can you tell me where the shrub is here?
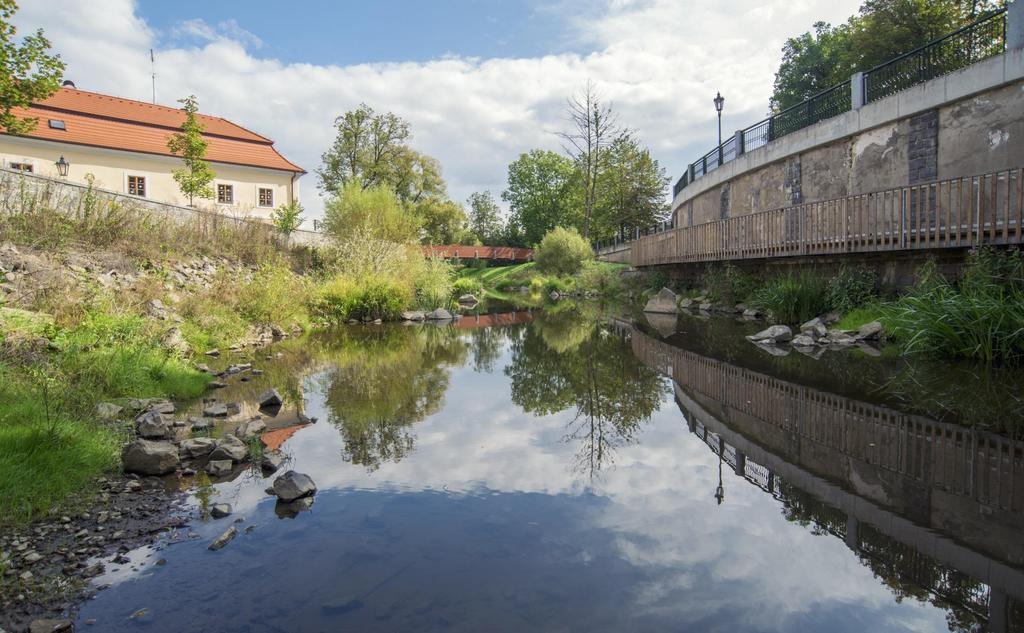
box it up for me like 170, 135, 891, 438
414, 258, 455, 310
270, 200, 304, 236
534, 226, 593, 275
883, 250, 1024, 364
237, 264, 311, 327
529, 277, 545, 293
452, 276, 482, 297
311, 276, 412, 323
749, 273, 830, 325
827, 265, 877, 313
578, 262, 623, 295
543, 276, 576, 294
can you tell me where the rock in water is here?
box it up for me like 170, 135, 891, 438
272, 471, 317, 502
236, 418, 267, 440
260, 450, 285, 474
210, 503, 232, 519
643, 287, 678, 314
208, 526, 237, 551
202, 403, 229, 417
206, 459, 233, 477
791, 334, 817, 347
457, 293, 478, 305
799, 317, 828, 340
426, 307, 453, 321
209, 434, 248, 462
746, 325, 793, 344
401, 310, 425, 321
258, 388, 283, 408
179, 437, 217, 459
136, 410, 171, 439
122, 439, 179, 475
28, 620, 73, 633
856, 320, 883, 341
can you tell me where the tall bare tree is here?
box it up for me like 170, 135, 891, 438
557, 81, 622, 239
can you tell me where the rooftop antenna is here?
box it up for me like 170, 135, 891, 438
150, 49, 156, 104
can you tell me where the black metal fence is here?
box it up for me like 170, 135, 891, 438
863, 8, 1007, 103
671, 8, 1008, 201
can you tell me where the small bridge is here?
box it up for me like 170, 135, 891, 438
424, 245, 533, 263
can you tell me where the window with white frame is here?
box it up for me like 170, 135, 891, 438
8, 162, 32, 173
258, 187, 273, 207
217, 184, 234, 204
127, 175, 146, 197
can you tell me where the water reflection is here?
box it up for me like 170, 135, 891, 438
506, 305, 667, 478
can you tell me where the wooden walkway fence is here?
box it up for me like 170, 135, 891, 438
634, 167, 1023, 266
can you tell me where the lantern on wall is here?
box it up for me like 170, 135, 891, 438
55, 155, 70, 177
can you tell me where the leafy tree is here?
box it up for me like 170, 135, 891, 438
771, 0, 1001, 110
467, 190, 504, 246
503, 149, 579, 246
167, 95, 215, 206
323, 181, 420, 244
534, 226, 593, 276
595, 134, 669, 241
0, 0, 64, 135
269, 200, 304, 236
415, 196, 471, 245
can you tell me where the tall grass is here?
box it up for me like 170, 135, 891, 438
883, 250, 1024, 364
749, 273, 831, 325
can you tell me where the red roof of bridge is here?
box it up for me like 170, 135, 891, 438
424, 245, 533, 261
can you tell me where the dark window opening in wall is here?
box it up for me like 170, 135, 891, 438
217, 184, 234, 204
128, 175, 146, 197
258, 187, 273, 207
9, 162, 33, 173
687, 201, 694, 227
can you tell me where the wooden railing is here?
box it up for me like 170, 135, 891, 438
630, 331, 1024, 513
638, 167, 1023, 266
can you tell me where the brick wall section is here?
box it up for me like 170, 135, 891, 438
908, 109, 939, 184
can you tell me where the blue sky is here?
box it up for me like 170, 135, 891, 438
19, 0, 863, 221
139, 0, 597, 66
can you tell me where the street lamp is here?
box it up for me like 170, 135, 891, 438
714, 451, 725, 505
55, 155, 69, 177
713, 92, 725, 165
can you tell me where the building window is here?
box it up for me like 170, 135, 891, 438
217, 184, 234, 204
48, 119, 66, 130
9, 162, 33, 173
128, 175, 146, 197
258, 187, 273, 207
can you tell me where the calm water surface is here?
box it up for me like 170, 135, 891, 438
76, 305, 1024, 632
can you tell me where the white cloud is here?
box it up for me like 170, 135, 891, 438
14, 0, 861, 221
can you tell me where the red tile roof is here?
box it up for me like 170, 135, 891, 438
423, 245, 533, 261
5, 87, 304, 173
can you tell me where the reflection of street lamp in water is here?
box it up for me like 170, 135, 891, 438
714, 451, 725, 505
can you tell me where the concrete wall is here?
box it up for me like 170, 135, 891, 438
0, 135, 301, 223
672, 49, 1024, 228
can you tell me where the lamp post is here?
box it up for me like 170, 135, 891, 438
714, 451, 725, 505
713, 92, 725, 165
55, 155, 69, 177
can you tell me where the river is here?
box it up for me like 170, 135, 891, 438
75, 303, 1024, 632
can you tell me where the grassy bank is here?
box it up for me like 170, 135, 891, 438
457, 261, 629, 299
667, 248, 1024, 365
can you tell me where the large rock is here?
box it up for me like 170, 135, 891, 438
210, 503, 232, 519
457, 294, 479, 305
746, 325, 793, 344
856, 320, 883, 341
236, 418, 266, 441
208, 526, 237, 551
272, 470, 317, 502
95, 402, 123, 420
260, 450, 285, 474
136, 411, 172, 439
426, 307, 453, 321
122, 439, 179, 475
799, 317, 828, 340
643, 288, 678, 314
162, 327, 191, 356
29, 619, 73, 633
203, 403, 229, 417
258, 389, 283, 408
791, 334, 817, 347
206, 459, 233, 477
401, 310, 425, 321
826, 330, 857, 346
209, 434, 248, 462
179, 437, 217, 459
678, 297, 695, 309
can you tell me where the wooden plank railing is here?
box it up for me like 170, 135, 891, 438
636, 167, 1024, 266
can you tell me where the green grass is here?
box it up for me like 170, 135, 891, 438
458, 261, 628, 299
834, 304, 885, 331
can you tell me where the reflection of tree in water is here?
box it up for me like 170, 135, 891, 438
468, 326, 505, 373
776, 482, 991, 633
319, 326, 468, 471
505, 305, 667, 478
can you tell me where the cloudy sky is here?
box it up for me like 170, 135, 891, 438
15, 0, 862, 219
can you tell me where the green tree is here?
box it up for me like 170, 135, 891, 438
503, 149, 579, 246
269, 200, 304, 236
0, 0, 64, 136
167, 95, 215, 206
771, 0, 1001, 111
595, 134, 669, 241
534, 226, 593, 276
323, 181, 421, 244
415, 196, 470, 245
467, 190, 504, 245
